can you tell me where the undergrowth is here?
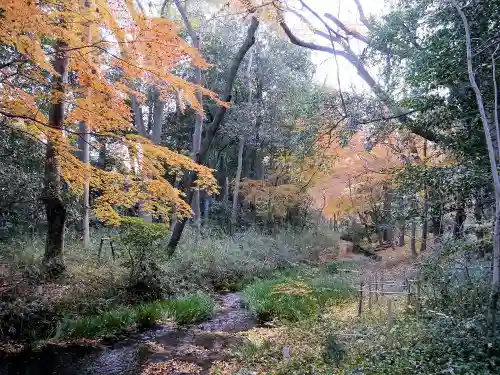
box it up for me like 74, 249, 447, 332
242, 268, 354, 322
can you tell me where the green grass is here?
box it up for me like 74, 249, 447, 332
166, 291, 216, 324
56, 292, 215, 339
242, 270, 354, 322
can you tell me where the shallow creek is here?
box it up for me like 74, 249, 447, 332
1, 292, 257, 375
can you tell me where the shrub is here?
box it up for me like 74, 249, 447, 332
164, 227, 339, 294
342, 313, 500, 374
119, 218, 170, 301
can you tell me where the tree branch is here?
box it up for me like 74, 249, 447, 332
353, 0, 374, 32
324, 13, 371, 45
173, 0, 197, 43
279, 21, 347, 57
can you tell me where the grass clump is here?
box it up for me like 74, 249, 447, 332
166, 292, 216, 325
56, 292, 215, 339
242, 270, 354, 322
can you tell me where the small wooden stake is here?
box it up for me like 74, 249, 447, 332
368, 282, 372, 310
387, 299, 393, 339
358, 281, 364, 316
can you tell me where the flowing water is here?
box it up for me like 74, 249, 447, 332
0, 293, 256, 375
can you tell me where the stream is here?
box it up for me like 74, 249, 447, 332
0, 293, 257, 375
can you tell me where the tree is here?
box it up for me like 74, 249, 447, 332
173, 0, 204, 231
166, 15, 260, 253
0, 0, 219, 274
451, 0, 500, 341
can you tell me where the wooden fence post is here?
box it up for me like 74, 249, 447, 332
358, 281, 364, 316
387, 299, 393, 340
368, 281, 372, 310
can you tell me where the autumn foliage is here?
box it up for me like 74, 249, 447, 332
0, 0, 219, 224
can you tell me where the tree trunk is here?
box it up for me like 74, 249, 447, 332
397, 220, 405, 246
452, 0, 499, 341
78, 121, 90, 249
453, 204, 466, 238
420, 140, 428, 252
43, 40, 69, 276
410, 221, 417, 257
223, 176, 229, 203
130, 94, 147, 137
174, 0, 203, 232
166, 17, 259, 254
203, 197, 210, 224
231, 136, 245, 232
474, 192, 484, 240
151, 89, 165, 145
489, 199, 500, 341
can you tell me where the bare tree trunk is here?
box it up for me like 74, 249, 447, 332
78, 121, 90, 249
410, 221, 417, 258
231, 136, 245, 232
223, 177, 229, 203
453, 204, 467, 238
203, 197, 210, 224
167, 17, 259, 254
397, 220, 405, 246
174, 0, 203, 232
420, 140, 428, 252
453, 0, 500, 340
230, 48, 253, 233
78, 0, 92, 249
130, 94, 147, 137
151, 89, 165, 145
474, 192, 484, 240
43, 40, 69, 276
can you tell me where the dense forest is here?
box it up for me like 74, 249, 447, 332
0, 0, 499, 374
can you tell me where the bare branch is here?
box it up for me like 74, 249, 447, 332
324, 13, 371, 45
452, 0, 498, 187
353, 0, 375, 32
493, 46, 500, 163
279, 21, 347, 57
173, 0, 197, 43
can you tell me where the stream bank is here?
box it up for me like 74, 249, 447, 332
0, 292, 256, 375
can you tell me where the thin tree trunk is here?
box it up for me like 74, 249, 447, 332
43, 40, 69, 276
151, 89, 165, 145
410, 221, 417, 257
453, 0, 500, 340
78, 0, 92, 249
203, 197, 210, 224
231, 136, 245, 232
167, 17, 259, 254
454, 203, 467, 238
223, 177, 229, 203
397, 220, 405, 246
174, 0, 203, 231
474, 192, 484, 240
420, 140, 428, 252
130, 94, 147, 137
78, 121, 90, 248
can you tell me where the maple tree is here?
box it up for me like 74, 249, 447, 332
0, 0, 220, 273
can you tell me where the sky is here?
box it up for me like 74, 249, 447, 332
285, 0, 387, 92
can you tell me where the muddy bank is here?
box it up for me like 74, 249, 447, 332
0, 292, 256, 375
